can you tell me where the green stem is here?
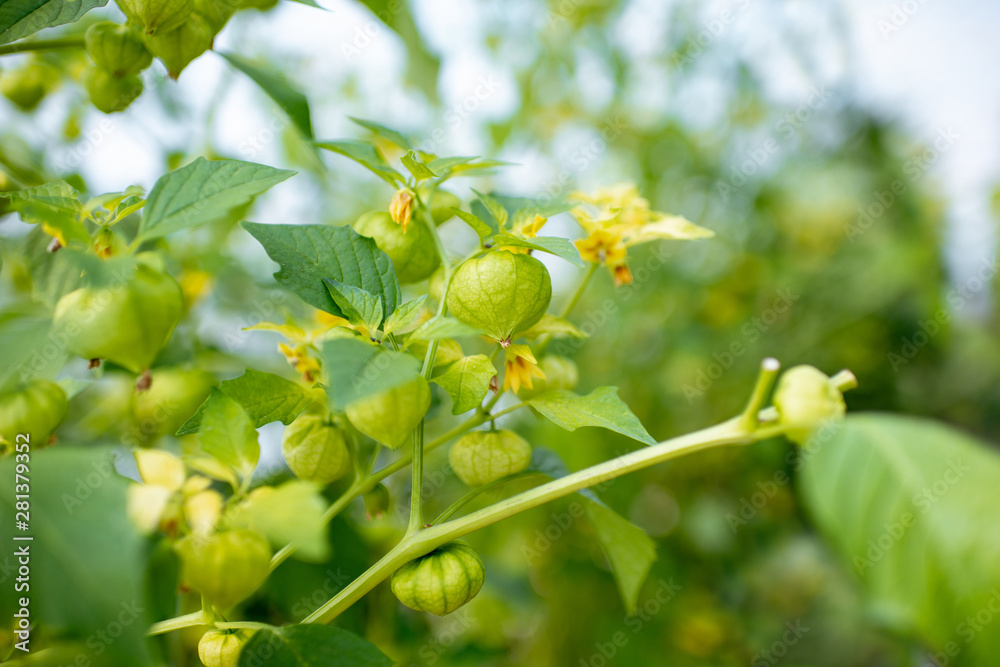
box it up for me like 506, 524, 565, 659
407, 423, 425, 534
147, 610, 209, 636
214, 621, 272, 632
303, 415, 757, 625
0, 37, 85, 57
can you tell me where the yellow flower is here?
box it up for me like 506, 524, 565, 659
390, 188, 415, 233
520, 214, 547, 238
570, 182, 714, 285
179, 269, 213, 307
503, 344, 546, 394
278, 342, 321, 383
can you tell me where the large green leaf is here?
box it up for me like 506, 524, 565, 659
321, 337, 421, 409
138, 158, 294, 241
324, 279, 383, 331
315, 140, 402, 187
528, 387, 657, 445
0, 447, 151, 664
243, 222, 402, 319
176, 369, 316, 435
799, 414, 1000, 663
238, 625, 392, 667
198, 388, 260, 477
431, 354, 497, 415
220, 53, 314, 140
493, 233, 584, 267
0, 0, 107, 44
0, 314, 67, 393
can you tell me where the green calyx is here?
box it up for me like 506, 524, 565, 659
344, 376, 431, 449
447, 250, 552, 345
82, 66, 143, 114
1, 62, 57, 112
131, 368, 215, 442
176, 529, 272, 609
198, 629, 250, 667
0, 379, 69, 447
354, 211, 440, 284
116, 0, 193, 36
773, 365, 847, 445
52, 257, 184, 373
85, 22, 153, 78
281, 414, 352, 484
391, 542, 485, 616
448, 430, 532, 486
143, 12, 214, 78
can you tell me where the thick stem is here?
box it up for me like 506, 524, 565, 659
303, 416, 755, 624
0, 37, 85, 56
147, 610, 209, 636
407, 423, 425, 534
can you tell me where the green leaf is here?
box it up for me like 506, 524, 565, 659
321, 337, 421, 409
0, 181, 88, 243
583, 500, 657, 614
400, 150, 436, 180
315, 140, 402, 187
231, 481, 330, 562
0, 447, 151, 663
0, 0, 107, 45
242, 222, 402, 319
490, 193, 572, 220
238, 625, 392, 667
515, 314, 588, 340
471, 190, 508, 229
431, 354, 497, 415
382, 295, 427, 335
349, 117, 413, 150
198, 388, 260, 477
139, 158, 294, 241
409, 315, 482, 341
494, 234, 584, 267
0, 314, 67, 393
324, 279, 383, 331
528, 387, 656, 445
220, 52, 314, 139
176, 369, 316, 435
452, 208, 495, 240
799, 414, 1000, 664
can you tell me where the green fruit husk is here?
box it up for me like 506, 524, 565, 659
354, 211, 440, 284
176, 529, 271, 609
345, 376, 430, 449
281, 414, 352, 484
82, 66, 143, 114
0, 379, 69, 446
447, 250, 552, 344
448, 430, 532, 486
391, 542, 485, 615
85, 22, 153, 78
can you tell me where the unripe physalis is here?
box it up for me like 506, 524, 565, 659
389, 189, 415, 232
85, 22, 153, 78
176, 529, 271, 609
446, 250, 552, 345
773, 365, 851, 445
364, 483, 390, 520
391, 542, 485, 616
345, 376, 430, 449
116, 0, 193, 35
449, 430, 532, 486
0, 61, 57, 112
82, 66, 143, 114
281, 414, 352, 484
143, 12, 214, 78
355, 211, 440, 284
193, 0, 235, 33
53, 254, 183, 373
131, 368, 215, 442
198, 629, 251, 667
0, 379, 69, 447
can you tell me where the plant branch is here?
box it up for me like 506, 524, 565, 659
147, 610, 209, 636
0, 37, 85, 56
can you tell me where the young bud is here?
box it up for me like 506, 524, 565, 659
389, 189, 415, 232
773, 365, 847, 445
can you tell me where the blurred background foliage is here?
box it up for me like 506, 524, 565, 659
1, 0, 998, 665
